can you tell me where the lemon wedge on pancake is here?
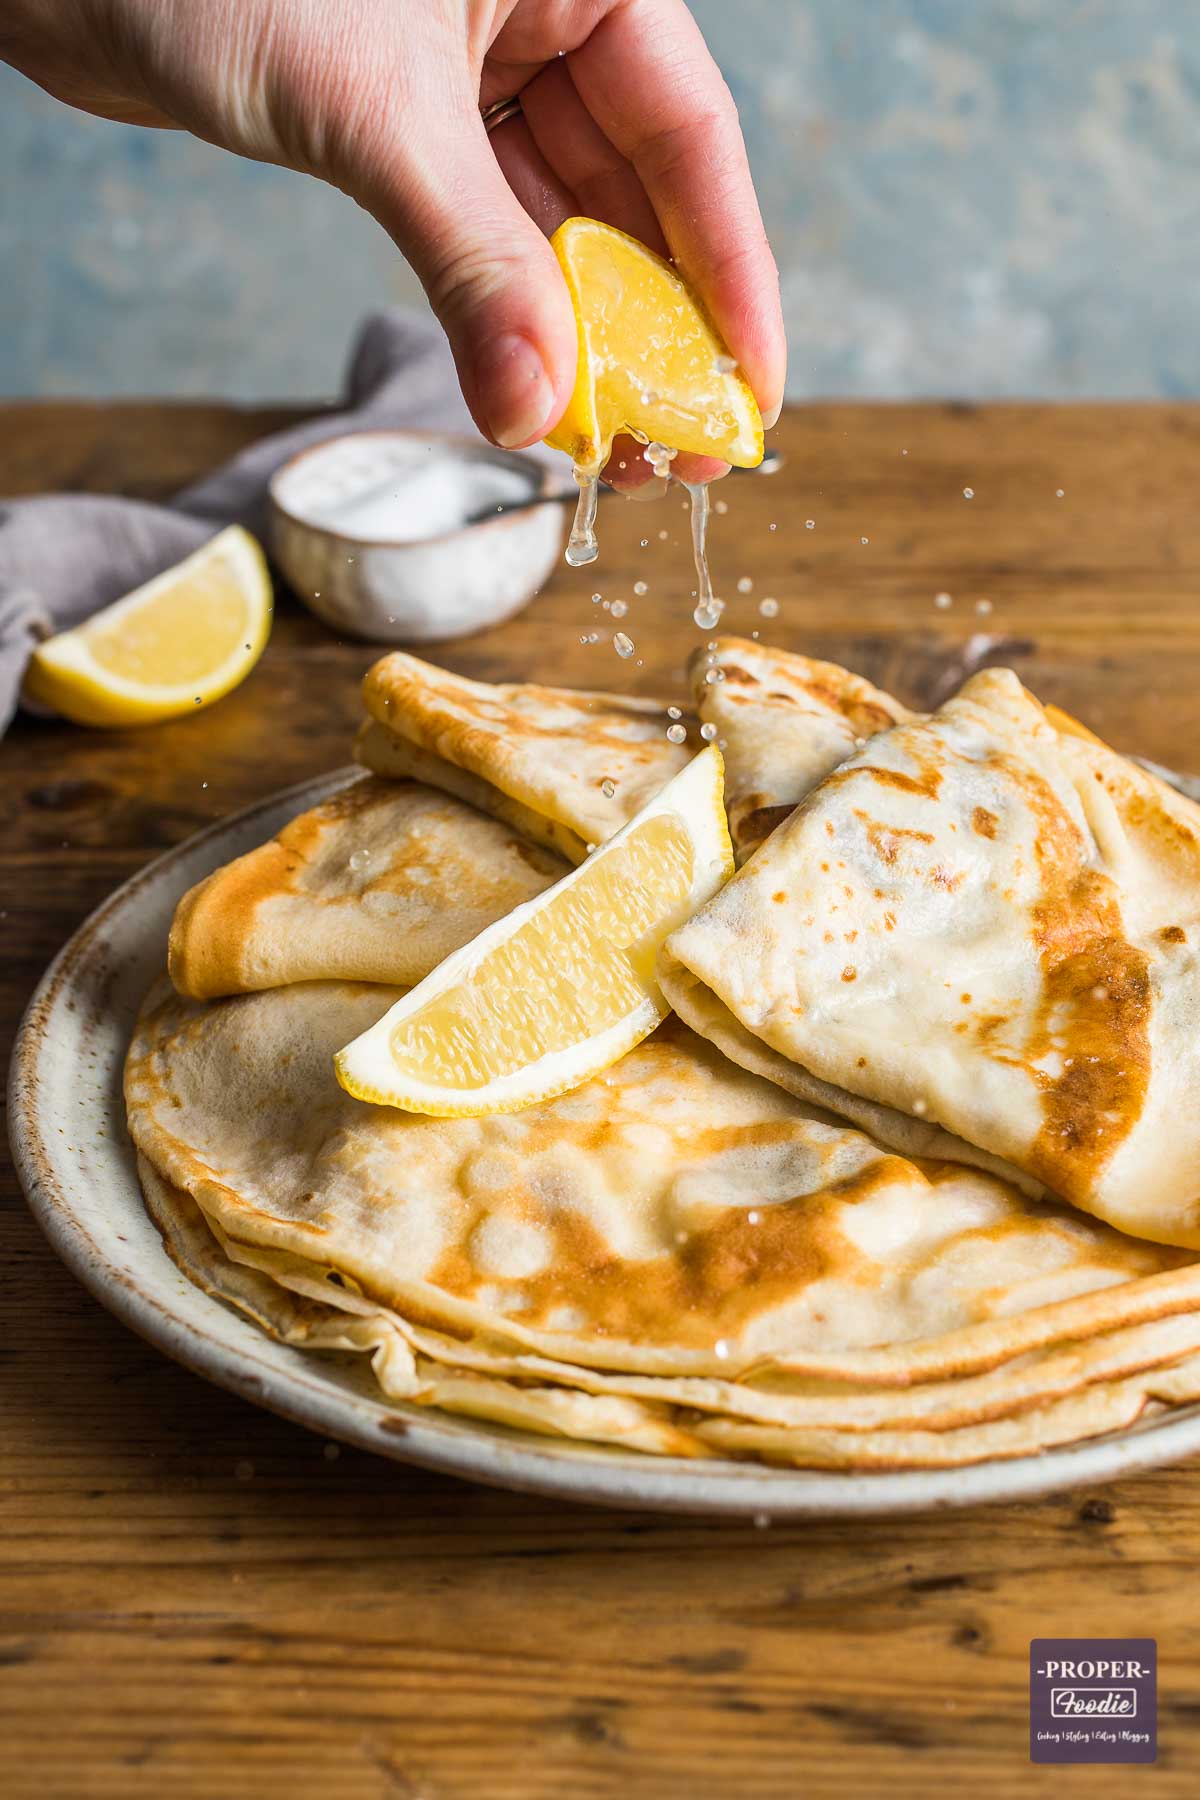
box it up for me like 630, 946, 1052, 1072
335, 745, 733, 1116
24, 526, 271, 727
543, 217, 763, 471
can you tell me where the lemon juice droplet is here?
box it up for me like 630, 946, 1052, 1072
666, 721, 687, 743
609, 598, 627, 619
566, 464, 600, 566
613, 631, 635, 658
700, 721, 718, 742
643, 440, 677, 482
685, 481, 724, 629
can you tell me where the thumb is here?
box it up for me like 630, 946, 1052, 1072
365, 112, 578, 449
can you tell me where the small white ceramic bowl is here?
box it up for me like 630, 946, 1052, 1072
268, 429, 566, 642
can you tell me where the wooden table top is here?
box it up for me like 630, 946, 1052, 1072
3, 398, 1200, 1797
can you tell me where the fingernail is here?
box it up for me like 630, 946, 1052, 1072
762, 398, 782, 430
476, 332, 555, 447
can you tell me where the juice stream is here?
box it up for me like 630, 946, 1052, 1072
567, 442, 722, 632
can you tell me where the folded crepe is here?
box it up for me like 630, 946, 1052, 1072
169, 775, 566, 999
143, 1151, 1200, 1469
662, 667, 1200, 1249
141, 1158, 699, 1457
356, 651, 691, 863
127, 976, 1200, 1466
692, 638, 911, 861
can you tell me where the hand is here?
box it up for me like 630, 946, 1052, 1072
3, 1, 785, 487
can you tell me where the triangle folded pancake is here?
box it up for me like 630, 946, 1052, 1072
168, 775, 567, 1000
692, 638, 912, 861
357, 652, 691, 863
662, 667, 1200, 1248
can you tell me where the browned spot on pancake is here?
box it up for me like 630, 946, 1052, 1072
772, 891, 787, 904
454, 1141, 1004, 1351
1017, 765, 1153, 1199
930, 864, 964, 892
853, 762, 942, 800
425, 1145, 858, 1350
787, 671, 902, 739
854, 810, 935, 866
1160, 925, 1187, 944
883, 912, 896, 931
972, 807, 998, 838
842, 966, 858, 982
733, 801, 794, 851
514, 840, 552, 872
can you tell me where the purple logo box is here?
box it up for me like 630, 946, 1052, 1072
1030, 1639, 1156, 1763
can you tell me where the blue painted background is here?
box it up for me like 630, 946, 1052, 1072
4, 1, 1200, 400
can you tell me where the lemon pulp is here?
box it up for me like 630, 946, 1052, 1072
335, 745, 734, 1117
388, 814, 692, 1087
85, 557, 253, 685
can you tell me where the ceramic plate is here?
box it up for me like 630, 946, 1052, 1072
13, 770, 1200, 1518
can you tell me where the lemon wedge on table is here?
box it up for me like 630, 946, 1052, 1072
23, 526, 272, 727
336, 745, 733, 1117
544, 216, 763, 471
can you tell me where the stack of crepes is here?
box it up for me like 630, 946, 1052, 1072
126, 641, 1200, 1470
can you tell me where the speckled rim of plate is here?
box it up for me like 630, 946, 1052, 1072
12, 766, 1200, 1519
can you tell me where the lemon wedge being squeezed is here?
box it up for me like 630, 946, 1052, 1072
24, 526, 272, 727
335, 745, 733, 1117
544, 216, 763, 472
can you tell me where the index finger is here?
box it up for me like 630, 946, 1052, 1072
569, 0, 786, 427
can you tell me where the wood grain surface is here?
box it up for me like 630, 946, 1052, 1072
3, 399, 1200, 1798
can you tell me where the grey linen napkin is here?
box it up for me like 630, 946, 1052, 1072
0, 309, 490, 734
